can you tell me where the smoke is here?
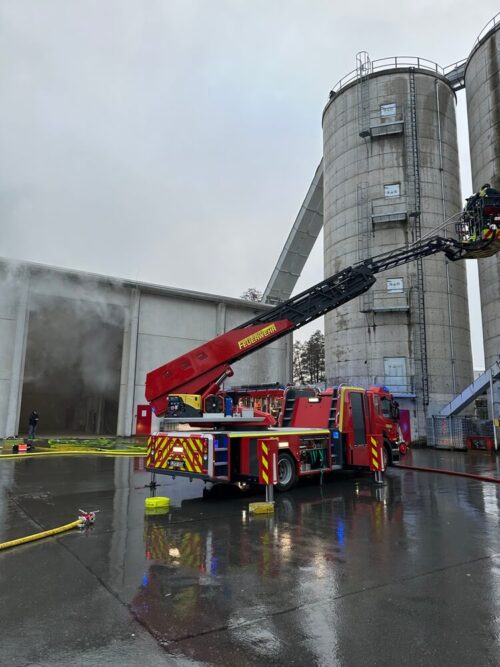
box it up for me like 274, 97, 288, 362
1, 258, 126, 398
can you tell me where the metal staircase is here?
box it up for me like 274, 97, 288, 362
327, 389, 338, 430
439, 361, 500, 417
213, 442, 229, 480
328, 388, 343, 467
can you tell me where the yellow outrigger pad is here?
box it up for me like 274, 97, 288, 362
249, 501, 275, 514
145, 496, 170, 509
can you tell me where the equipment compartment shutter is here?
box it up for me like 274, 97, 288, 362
350, 392, 366, 445
249, 438, 258, 477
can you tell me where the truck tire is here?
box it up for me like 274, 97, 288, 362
276, 452, 297, 492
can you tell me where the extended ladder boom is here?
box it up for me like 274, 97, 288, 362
241, 236, 462, 330
145, 235, 482, 416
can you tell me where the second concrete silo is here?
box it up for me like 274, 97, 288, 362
465, 14, 500, 370
322, 55, 473, 436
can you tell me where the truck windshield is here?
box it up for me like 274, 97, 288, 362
382, 397, 400, 419
381, 398, 392, 418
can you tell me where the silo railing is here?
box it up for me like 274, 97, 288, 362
473, 11, 500, 47
463, 12, 500, 70
371, 289, 410, 313
371, 196, 408, 224
330, 56, 447, 96
376, 376, 415, 396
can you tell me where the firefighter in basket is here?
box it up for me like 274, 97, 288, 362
464, 183, 500, 243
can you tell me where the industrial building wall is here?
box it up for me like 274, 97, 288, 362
118, 291, 292, 435
0, 261, 129, 438
322, 65, 473, 435
465, 21, 500, 371
0, 260, 291, 439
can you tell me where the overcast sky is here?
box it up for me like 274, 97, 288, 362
1, 1, 498, 368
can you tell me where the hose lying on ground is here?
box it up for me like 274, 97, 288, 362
0, 518, 83, 552
0, 449, 146, 461
395, 463, 500, 484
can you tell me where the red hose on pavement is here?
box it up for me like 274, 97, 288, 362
395, 463, 500, 484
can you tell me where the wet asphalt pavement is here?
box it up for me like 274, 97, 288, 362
406, 447, 500, 478
2, 450, 500, 666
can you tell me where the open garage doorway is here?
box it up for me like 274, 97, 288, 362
19, 294, 125, 436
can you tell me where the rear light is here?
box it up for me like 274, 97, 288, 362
399, 443, 407, 455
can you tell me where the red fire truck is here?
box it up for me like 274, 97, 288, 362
145, 231, 499, 492
225, 382, 405, 465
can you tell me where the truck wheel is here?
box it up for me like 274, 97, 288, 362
277, 452, 297, 492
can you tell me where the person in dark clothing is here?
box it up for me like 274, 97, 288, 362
465, 193, 479, 211
464, 184, 500, 242
465, 186, 485, 214
28, 411, 39, 439
479, 183, 500, 198
466, 184, 500, 211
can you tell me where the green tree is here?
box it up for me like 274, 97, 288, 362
240, 287, 262, 302
300, 330, 325, 384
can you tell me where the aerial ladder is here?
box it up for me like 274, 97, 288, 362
144, 202, 500, 491
146, 226, 500, 420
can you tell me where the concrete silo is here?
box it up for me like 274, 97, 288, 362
322, 55, 473, 435
465, 14, 500, 370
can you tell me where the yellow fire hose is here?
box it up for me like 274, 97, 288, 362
0, 450, 146, 461
0, 518, 84, 551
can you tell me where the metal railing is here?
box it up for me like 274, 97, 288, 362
371, 196, 408, 223
473, 11, 500, 48
376, 377, 415, 395
326, 23, 500, 101
443, 59, 467, 77
427, 416, 494, 450
372, 289, 410, 312
330, 56, 448, 96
